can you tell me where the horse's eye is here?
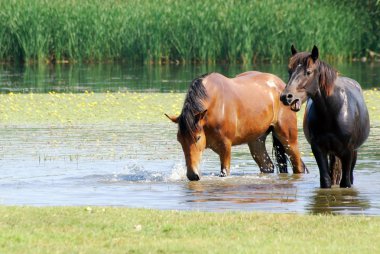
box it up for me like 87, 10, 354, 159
196, 136, 201, 142
306, 70, 312, 76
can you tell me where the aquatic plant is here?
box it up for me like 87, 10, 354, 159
0, 90, 378, 125
0, 0, 377, 63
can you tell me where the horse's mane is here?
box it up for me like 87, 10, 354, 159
316, 60, 337, 96
178, 73, 209, 137
290, 53, 337, 96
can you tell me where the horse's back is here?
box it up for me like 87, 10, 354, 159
203, 71, 284, 96
338, 77, 362, 92
232, 71, 286, 91
202, 71, 286, 144
235, 71, 262, 78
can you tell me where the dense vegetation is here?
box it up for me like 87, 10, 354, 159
0, 0, 378, 64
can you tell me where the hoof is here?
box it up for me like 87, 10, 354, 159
320, 182, 332, 189
261, 168, 274, 173
320, 177, 332, 188
187, 173, 200, 181
340, 182, 352, 188
219, 169, 227, 177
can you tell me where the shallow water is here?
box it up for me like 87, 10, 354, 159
0, 63, 380, 215
0, 122, 379, 215
1, 62, 380, 93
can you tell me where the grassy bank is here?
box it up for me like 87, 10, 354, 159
0, 0, 378, 64
0, 90, 379, 126
0, 207, 379, 253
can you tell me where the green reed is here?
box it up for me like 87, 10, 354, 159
0, 0, 377, 64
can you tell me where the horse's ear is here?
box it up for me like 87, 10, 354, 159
194, 110, 207, 124
165, 113, 179, 123
291, 45, 298, 56
311, 45, 319, 61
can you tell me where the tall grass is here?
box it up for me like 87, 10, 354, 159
0, 0, 377, 64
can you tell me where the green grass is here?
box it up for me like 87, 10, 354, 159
0, 206, 379, 253
0, 0, 378, 63
0, 89, 379, 126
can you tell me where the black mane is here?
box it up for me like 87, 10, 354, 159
178, 73, 209, 137
315, 60, 337, 96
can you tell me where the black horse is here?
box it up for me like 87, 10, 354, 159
280, 45, 370, 188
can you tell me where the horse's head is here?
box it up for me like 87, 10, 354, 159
165, 110, 207, 181
280, 45, 320, 112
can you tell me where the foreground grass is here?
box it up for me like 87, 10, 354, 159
0, 206, 379, 254
0, 89, 379, 126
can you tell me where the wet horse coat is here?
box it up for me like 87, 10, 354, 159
167, 71, 305, 180
280, 46, 370, 188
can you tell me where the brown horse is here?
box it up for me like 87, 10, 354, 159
166, 71, 306, 181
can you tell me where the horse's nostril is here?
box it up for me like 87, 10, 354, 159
280, 94, 288, 104
287, 94, 293, 99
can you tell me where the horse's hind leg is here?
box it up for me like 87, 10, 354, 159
273, 134, 287, 173
248, 136, 274, 173
329, 154, 342, 185
272, 125, 305, 174
350, 150, 357, 185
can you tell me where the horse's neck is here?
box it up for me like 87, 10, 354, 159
309, 85, 339, 120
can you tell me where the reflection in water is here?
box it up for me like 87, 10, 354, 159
0, 62, 379, 93
186, 176, 299, 205
307, 188, 370, 215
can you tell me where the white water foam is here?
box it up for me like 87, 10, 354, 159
168, 162, 187, 181
110, 160, 187, 183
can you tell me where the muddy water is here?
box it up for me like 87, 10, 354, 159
0, 122, 379, 215
0, 63, 380, 215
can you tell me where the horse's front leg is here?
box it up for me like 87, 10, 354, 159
311, 144, 331, 188
218, 141, 232, 177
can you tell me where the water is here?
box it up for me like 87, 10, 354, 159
0, 63, 380, 215
1, 62, 379, 93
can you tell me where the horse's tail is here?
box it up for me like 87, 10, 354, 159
272, 134, 288, 173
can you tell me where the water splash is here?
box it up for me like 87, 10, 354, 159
167, 162, 187, 181
103, 161, 187, 183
